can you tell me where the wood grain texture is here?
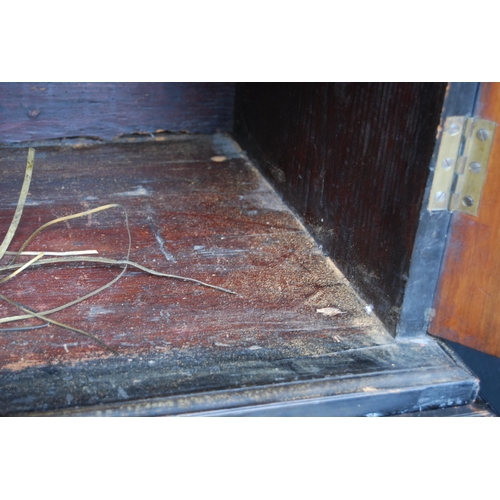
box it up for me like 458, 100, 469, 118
0, 83, 235, 143
234, 83, 447, 333
0, 136, 401, 413
430, 83, 500, 357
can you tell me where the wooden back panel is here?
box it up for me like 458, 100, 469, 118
0, 83, 235, 143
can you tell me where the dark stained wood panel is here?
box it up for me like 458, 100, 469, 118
0, 83, 235, 143
234, 83, 447, 334
430, 83, 500, 358
0, 136, 405, 414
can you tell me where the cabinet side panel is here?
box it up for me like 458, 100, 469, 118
234, 83, 447, 333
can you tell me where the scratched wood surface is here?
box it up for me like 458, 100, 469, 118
0, 135, 401, 413
430, 83, 500, 358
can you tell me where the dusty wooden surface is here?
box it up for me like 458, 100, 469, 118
430, 83, 500, 357
0, 135, 414, 413
234, 83, 447, 333
0, 83, 235, 143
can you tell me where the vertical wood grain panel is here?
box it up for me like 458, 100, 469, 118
0, 83, 235, 143
430, 82, 500, 357
234, 83, 447, 333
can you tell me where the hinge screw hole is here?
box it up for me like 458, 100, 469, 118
448, 124, 460, 136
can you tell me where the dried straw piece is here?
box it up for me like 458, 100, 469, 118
5, 250, 98, 256
0, 148, 34, 260
0, 324, 48, 332
0, 292, 119, 355
0, 257, 237, 294
0, 148, 236, 354
1, 202, 132, 353
0, 252, 45, 283
9, 203, 126, 264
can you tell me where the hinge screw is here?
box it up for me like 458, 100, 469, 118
477, 129, 489, 141
435, 191, 447, 203
442, 157, 454, 170
469, 162, 482, 173
462, 195, 474, 207
448, 124, 460, 136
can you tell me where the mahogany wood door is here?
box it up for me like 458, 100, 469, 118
430, 82, 500, 358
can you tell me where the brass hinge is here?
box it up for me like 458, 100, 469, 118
428, 116, 496, 216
